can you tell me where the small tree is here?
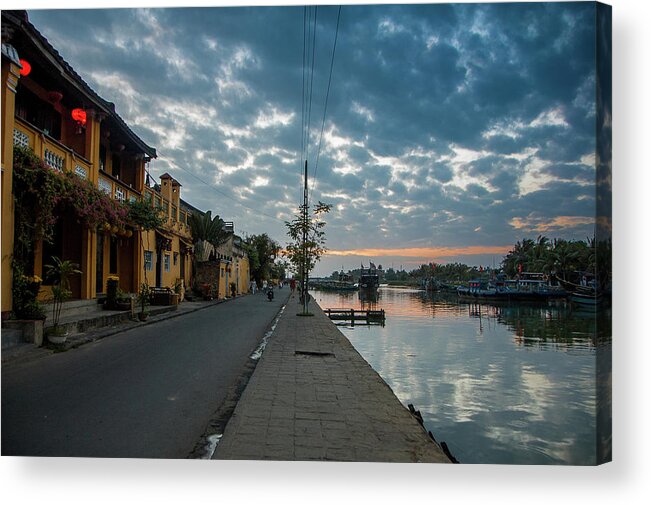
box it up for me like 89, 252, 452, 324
284, 201, 331, 314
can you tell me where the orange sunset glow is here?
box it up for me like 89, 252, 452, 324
325, 245, 512, 261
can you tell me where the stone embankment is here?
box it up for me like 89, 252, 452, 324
213, 292, 452, 463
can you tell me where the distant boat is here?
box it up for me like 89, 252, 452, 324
457, 278, 513, 301
457, 273, 566, 302
359, 264, 380, 291
569, 290, 603, 307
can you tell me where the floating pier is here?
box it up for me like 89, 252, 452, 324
324, 308, 386, 326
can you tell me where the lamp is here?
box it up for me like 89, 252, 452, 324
19, 59, 31, 76
71, 108, 87, 134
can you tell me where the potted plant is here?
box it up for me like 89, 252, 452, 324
115, 288, 133, 311
137, 283, 151, 321
174, 279, 185, 302
7, 266, 47, 345
44, 257, 81, 344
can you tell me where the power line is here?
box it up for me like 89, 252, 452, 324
305, 5, 318, 168
310, 5, 342, 204
172, 164, 287, 224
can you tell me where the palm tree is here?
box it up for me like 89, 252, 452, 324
188, 210, 232, 262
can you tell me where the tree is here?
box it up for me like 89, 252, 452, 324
188, 210, 231, 262
246, 234, 280, 288
284, 201, 331, 313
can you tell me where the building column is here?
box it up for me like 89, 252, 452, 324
1, 52, 22, 316
80, 228, 96, 299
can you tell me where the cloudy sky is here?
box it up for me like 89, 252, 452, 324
23, 1, 604, 276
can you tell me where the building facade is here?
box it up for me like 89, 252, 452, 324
141, 174, 194, 292
1, 10, 250, 319
1, 10, 157, 317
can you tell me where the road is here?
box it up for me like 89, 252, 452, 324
2, 289, 290, 458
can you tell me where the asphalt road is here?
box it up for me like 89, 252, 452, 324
1, 289, 290, 458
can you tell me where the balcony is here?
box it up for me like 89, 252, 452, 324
98, 170, 141, 205
14, 116, 91, 179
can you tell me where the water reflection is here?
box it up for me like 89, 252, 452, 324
312, 287, 611, 465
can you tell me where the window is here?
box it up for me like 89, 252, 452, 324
171, 206, 178, 222
173, 252, 178, 265
144, 251, 153, 271
155, 197, 162, 208
164, 254, 170, 272
16, 84, 62, 139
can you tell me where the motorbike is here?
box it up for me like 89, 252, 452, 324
267, 288, 274, 301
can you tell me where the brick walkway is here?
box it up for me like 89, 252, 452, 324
213, 292, 451, 463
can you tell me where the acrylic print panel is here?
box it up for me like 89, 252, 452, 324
1, 2, 611, 466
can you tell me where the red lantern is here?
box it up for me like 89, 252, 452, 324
19, 59, 31, 76
71, 108, 87, 126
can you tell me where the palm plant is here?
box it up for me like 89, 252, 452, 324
188, 210, 231, 262
44, 256, 81, 335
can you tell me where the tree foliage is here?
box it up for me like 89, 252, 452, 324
284, 201, 332, 281
245, 234, 280, 287
188, 210, 232, 262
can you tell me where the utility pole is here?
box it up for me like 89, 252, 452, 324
302, 159, 309, 314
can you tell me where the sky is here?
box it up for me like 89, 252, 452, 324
19, 1, 606, 276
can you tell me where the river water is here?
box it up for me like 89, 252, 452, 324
311, 286, 611, 465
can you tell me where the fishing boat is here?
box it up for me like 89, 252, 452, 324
504, 272, 567, 301
457, 273, 566, 302
457, 278, 514, 301
569, 289, 603, 307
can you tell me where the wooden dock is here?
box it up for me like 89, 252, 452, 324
324, 308, 386, 326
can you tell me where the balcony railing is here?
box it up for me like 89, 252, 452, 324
99, 170, 141, 204
14, 117, 92, 179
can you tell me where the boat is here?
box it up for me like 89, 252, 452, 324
559, 272, 607, 309
569, 289, 603, 307
504, 272, 567, 301
359, 263, 380, 291
457, 273, 566, 302
457, 277, 514, 301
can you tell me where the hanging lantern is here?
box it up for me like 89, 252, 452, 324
19, 59, 31, 76
71, 108, 87, 126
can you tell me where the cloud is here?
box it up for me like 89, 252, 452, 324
25, 2, 603, 275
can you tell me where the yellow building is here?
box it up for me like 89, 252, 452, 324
1, 10, 156, 316
214, 232, 250, 299
141, 174, 194, 293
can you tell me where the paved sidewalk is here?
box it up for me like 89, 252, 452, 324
213, 293, 451, 463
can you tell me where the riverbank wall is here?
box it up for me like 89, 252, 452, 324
213, 292, 451, 462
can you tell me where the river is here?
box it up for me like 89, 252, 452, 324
311, 286, 612, 465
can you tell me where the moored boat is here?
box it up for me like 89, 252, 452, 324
359, 263, 380, 291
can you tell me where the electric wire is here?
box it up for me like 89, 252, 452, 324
310, 5, 342, 205
172, 164, 287, 224
305, 5, 318, 172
